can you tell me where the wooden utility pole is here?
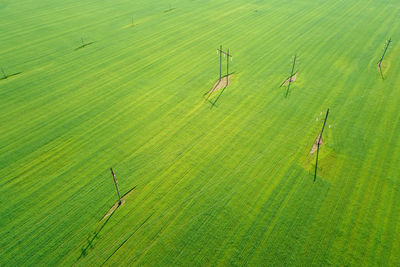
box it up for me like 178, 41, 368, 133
219, 45, 222, 81
378, 38, 392, 66
110, 168, 122, 205
314, 108, 329, 182
217, 46, 232, 85
286, 55, 297, 98
226, 48, 229, 85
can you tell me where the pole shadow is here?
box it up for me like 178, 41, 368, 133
101, 213, 154, 265
122, 186, 136, 198
0, 72, 22, 81
284, 73, 297, 98
207, 99, 216, 108
210, 85, 227, 109
279, 73, 295, 88
205, 72, 235, 109
314, 144, 320, 182
285, 83, 291, 98
164, 8, 176, 13
75, 42, 95, 51
76, 206, 117, 262
379, 65, 385, 80
280, 73, 296, 98
204, 79, 221, 100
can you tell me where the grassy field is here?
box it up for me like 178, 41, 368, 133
1, 0, 400, 265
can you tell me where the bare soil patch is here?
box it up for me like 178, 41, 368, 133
102, 186, 136, 220
282, 72, 297, 86
207, 75, 232, 94
310, 134, 323, 154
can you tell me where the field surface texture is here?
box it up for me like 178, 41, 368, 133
1, 0, 400, 266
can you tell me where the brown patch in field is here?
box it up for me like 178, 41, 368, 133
282, 72, 297, 86
207, 75, 232, 94
103, 200, 125, 219
102, 186, 136, 220
310, 134, 323, 154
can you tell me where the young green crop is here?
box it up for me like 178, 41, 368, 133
0, 0, 399, 266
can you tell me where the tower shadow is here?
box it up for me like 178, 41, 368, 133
0, 72, 22, 81
75, 42, 95, 51
210, 85, 227, 109
101, 213, 154, 265
76, 207, 117, 262
314, 145, 320, 182
379, 66, 385, 80
206, 72, 234, 109
164, 7, 176, 13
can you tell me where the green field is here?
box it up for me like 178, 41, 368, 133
1, 0, 400, 265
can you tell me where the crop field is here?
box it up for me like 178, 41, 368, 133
1, 0, 400, 265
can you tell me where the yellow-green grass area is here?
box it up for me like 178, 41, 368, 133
1, 0, 400, 265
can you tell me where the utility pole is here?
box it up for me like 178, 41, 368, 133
110, 168, 122, 205
219, 45, 222, 81
286, 55, 296, 98
217, 46, 232, 85
226, 48, 229, 85
378, 38, 392, 67
314, 108, 329, 182
81, 37, 84, 47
